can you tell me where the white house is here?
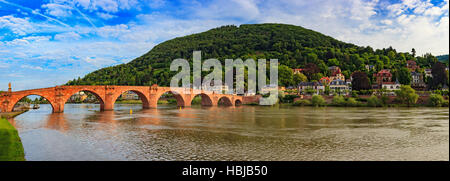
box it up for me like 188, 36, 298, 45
329, 79, 350, 95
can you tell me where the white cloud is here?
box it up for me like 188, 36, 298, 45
148, 0, 165, 8
190, 0, 260, 21
0, 62, 9, 68
42, 3, 73, 17
239, 0, 449, 55
20, 64, 44, 70
96, 12, 117, 19
73, 0, 139, 13
0, 15, 34, 35
4, 36, 51, 46
54, 32, 82, 41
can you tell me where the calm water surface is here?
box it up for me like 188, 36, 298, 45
9, 104, 449, 161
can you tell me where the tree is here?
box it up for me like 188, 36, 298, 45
307, 53, 318, 64
331, 95, 346, 106
327, 58, 339, 66
387, 51, 396, 61
352, 71, 370, 90
278, 65, 293, 87
65, 24, 437, 88
293, 73, 307, 85
397, 67, 411, 85
375, 60, 384, 71
311, 95, 326, 107
311, 73, 324, 81
367, 95, 381, 107
303, 63, 320, 80
431, 62, 447, 89
428, 94, 445, 107
395, 85, 419, 107
381, 55, 390, 68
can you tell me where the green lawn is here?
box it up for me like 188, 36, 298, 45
0, 118, 25, 161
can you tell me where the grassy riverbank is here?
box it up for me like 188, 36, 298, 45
0, 118, 25, 161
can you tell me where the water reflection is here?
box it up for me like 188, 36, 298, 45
9, 104, 450, 161
45, 113, 69, 132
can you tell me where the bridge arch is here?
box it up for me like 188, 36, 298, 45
111, 90, 150, 109
235, 99, 242, 106
63, 90, 106, 111
191, 93, 213, 106
217, 96, 233, 106
7, 94, 56, 112
153, 90, 186, 108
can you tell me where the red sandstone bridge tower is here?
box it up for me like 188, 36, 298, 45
0, 84, 243, 113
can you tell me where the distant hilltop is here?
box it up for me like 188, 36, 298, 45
66, 23, 447, 87
436, 54, 449, 64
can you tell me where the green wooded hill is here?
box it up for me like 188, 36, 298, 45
67, 23, 441, 87
437, 54, 449, 64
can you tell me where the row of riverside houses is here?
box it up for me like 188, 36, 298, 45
296, 60, 448, 96
298, 66, 352, 95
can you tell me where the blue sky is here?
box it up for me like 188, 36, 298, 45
0, 0, 449, 91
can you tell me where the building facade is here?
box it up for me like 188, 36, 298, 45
328, 66, 345, 81
298, 82, 325, 95
329, 79, 350, 95
406, 60, 419, 72
411, 72, 426, 90
373, 69, 393, 89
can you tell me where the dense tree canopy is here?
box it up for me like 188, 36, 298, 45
397, 67, 412, 85
66, 23, 445, 88
293, 73, 308, 86
431, 62, 448, 89
351, 71, 370, 90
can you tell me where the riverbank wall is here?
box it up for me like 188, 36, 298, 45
293, 95, 434, 105
242, 94, 444, 106
0, 110, 27, 119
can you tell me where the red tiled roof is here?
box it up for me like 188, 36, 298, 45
407, 60, 416, 65
382, 82, 396, 85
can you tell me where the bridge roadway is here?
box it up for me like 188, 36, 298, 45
0, 85, 243, 113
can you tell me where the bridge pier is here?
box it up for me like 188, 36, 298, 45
53, 102, 65, 113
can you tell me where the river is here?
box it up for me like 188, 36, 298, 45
8, 104, 449, 161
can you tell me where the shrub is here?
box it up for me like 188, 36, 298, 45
356, 97, 368, 102
428, 94, 445, 107
157, 100, 168, 104
351, 91, 359, 97
367, 95, 380, 107
282, 94, 300, 103
395, 85, 419, 107
293, 99, 311, 106
443, 100, 449, 107
380, 95, 389, 106
167, 99, 177, 104
331, 95, 346, 106
346, 97, 359, 107
311, 95, 326, 107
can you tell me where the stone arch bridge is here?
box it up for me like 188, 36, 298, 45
0, 85, 243, 113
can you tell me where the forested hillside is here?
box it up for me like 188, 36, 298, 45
66, 23, 443, 87
437, 54, 449, 64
